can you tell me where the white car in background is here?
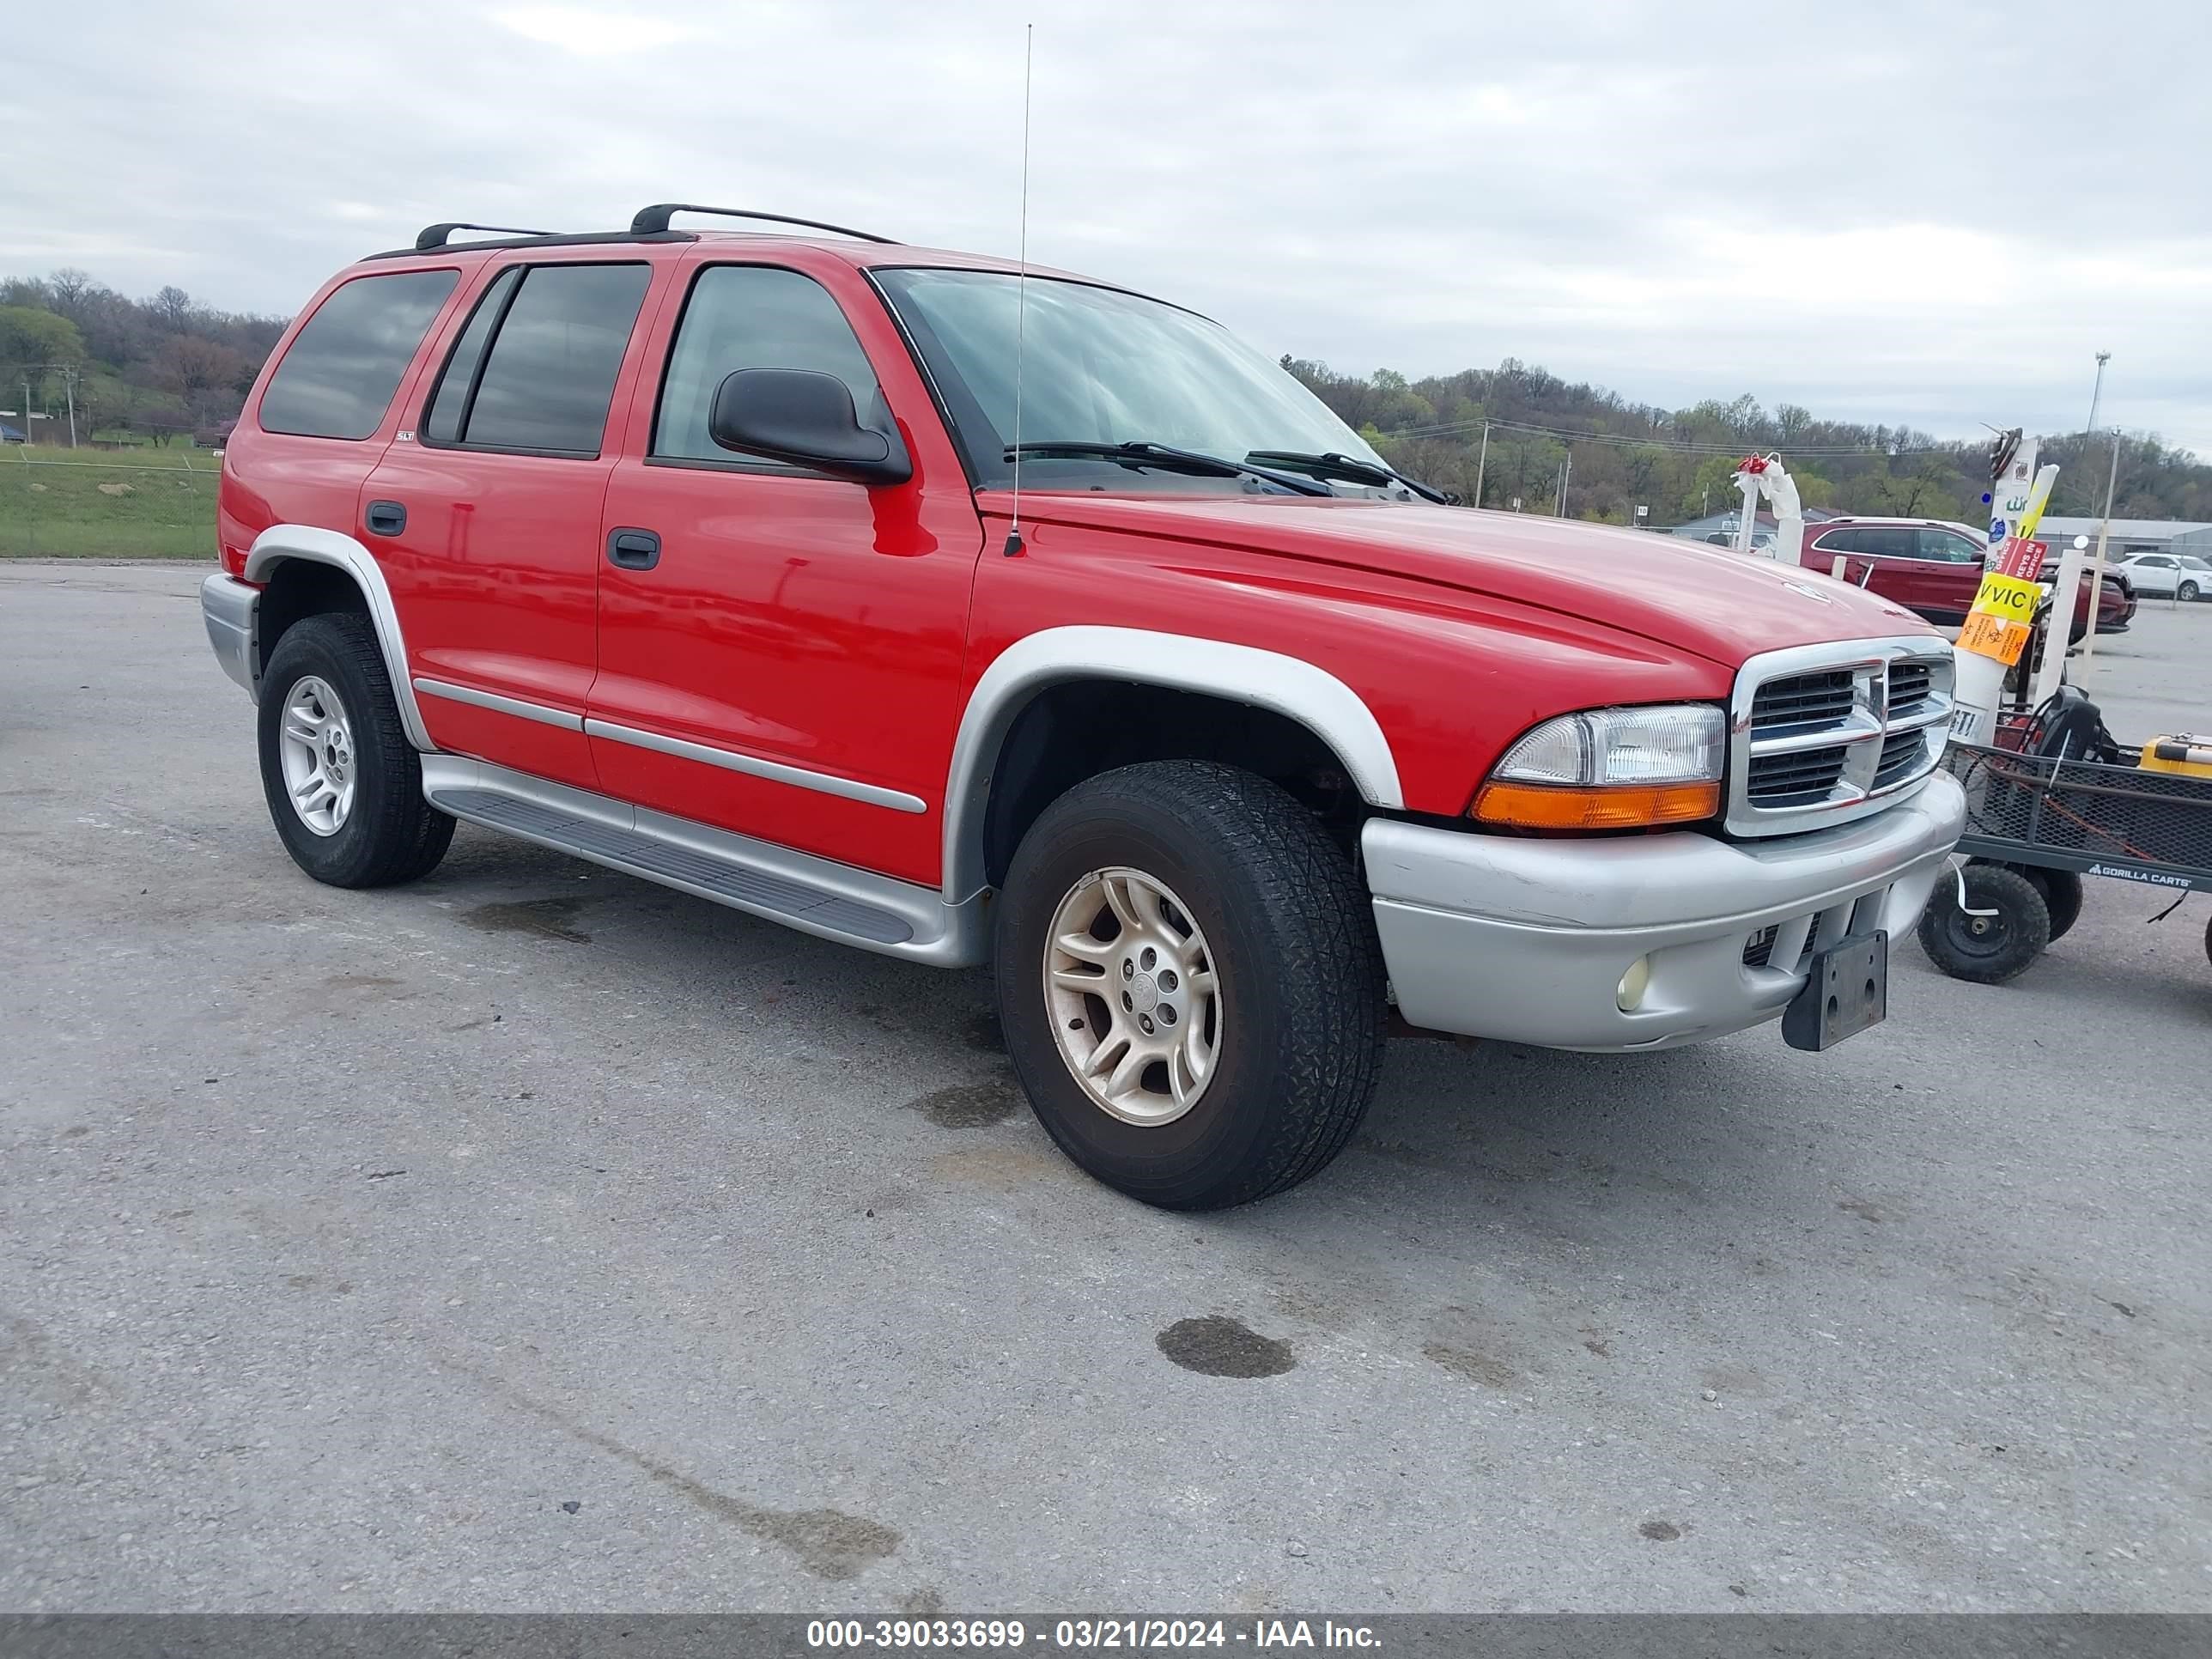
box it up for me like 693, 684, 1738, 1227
2115, 553, 2212, 602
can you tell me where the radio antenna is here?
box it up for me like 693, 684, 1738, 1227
1004, 22, 1033, 558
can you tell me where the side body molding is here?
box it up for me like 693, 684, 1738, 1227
244, 525, 436, 752
941, 625, 1405, 903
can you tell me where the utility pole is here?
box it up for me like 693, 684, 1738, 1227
2086, 350, 2111, 434
1556, 451, 1571, 516
1473, 421, 1489, 510
64, 368, 77, 448
2081, 430, 2122, 670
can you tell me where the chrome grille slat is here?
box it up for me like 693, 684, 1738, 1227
1727, 639, 1954, 836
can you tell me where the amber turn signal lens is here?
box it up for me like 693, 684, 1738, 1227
1471, 780, 1722, 830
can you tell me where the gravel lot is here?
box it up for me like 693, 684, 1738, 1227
3, 563, 2207, 1613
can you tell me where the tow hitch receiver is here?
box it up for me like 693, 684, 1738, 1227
1782, 931, 1889, 1052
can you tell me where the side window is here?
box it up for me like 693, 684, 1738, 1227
1916, 528, 1982, 562
1814, 528, 1863, 555
653, 264, 884, 466
259, 270, 458, 441
423, 267, 521, 444
2137, 556, 2170, 569
422, 263, 652, 457
1856, 527, 1916, 559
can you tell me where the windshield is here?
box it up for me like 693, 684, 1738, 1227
872, 268, 1383, 493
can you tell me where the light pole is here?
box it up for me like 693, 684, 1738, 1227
2087, 350, 2111, 434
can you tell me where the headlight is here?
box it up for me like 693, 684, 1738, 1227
1473, 704, 1724, 830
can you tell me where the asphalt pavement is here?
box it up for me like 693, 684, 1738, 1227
2, 563, 2207, 1613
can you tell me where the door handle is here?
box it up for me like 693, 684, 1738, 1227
364, 500, 407, 537
607, 527, 661, 571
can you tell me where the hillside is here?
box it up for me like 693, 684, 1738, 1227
1, 270, 283, 445
3, 262, 2205, 527
1285, 357, 2212, 528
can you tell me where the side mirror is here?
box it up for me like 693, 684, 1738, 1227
708, 368, 912, 486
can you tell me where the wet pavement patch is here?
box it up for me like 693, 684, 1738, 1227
1424, 1341, 1519, 1390
1639, 1520, 1683, 1542
910, 1079, 1022, 1128
1156, 1316, 1295, 1378
462, 896, 593, 943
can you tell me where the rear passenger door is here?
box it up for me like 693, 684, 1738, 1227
1909, 526, 1986, 623
363, 256, 663, 791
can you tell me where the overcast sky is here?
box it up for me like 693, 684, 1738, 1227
7, 1, 2208, 453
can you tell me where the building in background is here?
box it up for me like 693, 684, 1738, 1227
2034, 518, 2212, 559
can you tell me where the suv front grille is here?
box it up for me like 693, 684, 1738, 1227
1728, 641, 1954, 836
1751, 670, 1856, 736
1748, 746, 1851, 805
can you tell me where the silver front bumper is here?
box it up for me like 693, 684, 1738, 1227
1364, 773, 1966, 1052
201, 573, 258, 698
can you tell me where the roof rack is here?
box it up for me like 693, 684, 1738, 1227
415, 221, 555, 251
629, 204, 897, 244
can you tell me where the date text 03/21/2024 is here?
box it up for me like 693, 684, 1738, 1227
805, 1619, 1382, 1650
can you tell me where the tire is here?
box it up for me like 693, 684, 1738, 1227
994, 760, 1387, 1211
1917, 864, 2050, 984
258, 612, 454, 888
1979, 860, 2083, 944
2180, 581, 2199, 603
2028, 867, 2084, 942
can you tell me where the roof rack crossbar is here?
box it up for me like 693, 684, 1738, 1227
416, 221, 556, 252
629, 204, 896, 244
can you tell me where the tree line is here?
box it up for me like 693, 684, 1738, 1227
1, 269, 283, 445
3, 262, 2204, 523
1284, 356, 2212, 527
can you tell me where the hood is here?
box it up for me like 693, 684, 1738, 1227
1007, 493, 1935, 666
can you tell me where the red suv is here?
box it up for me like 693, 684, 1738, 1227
199, 204, 1966, 1208
1801, 517, 2132, 639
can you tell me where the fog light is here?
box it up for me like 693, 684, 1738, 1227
1616, 956, 1651, 1012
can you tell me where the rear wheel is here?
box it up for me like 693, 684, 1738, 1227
258, 613, 454, 888
1982, 860, 2083, 943
2027, 867, 2084, 942
1917, 864, 2049, 984
994, 761, 1387, 1210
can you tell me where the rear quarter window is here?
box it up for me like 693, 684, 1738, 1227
259, 270, 459, 441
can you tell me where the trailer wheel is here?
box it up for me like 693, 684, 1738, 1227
1981, 861, 2084, 943
1918, 865, 2050, 984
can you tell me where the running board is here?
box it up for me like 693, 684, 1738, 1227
419, 757, 985, 966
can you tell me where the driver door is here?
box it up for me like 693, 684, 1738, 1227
586, 252, 986, 886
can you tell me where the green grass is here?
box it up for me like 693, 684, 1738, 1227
0, 443, 221, 558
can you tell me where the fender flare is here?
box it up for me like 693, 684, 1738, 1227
244, 525, 436, 751
941, 625, 1404, 902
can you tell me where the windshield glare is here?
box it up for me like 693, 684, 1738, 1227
873, 268, 1383, 493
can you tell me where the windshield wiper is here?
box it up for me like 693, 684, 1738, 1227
1006, 441, 1334, 497
1246, 449, 1457, 505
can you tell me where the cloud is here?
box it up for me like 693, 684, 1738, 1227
489, 4, 696, 54
3, 0, 2205, 453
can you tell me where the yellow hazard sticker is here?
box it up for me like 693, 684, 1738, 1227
1969, 571, 2042, 621
1958, 611, 2033, 665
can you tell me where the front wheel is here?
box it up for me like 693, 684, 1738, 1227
2180, 580, 2200, 603
258, 613, 454, 888
994, 761, 1387, 1211
1917, 864, 2049, 984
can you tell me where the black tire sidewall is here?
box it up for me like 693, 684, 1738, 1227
995, 764, 1382, 1210
258, 617, 409, 887
1000, 803, 1285, 1197
1917, 865, 2050, 983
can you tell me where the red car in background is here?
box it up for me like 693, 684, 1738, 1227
1801, 517, 2133, 640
